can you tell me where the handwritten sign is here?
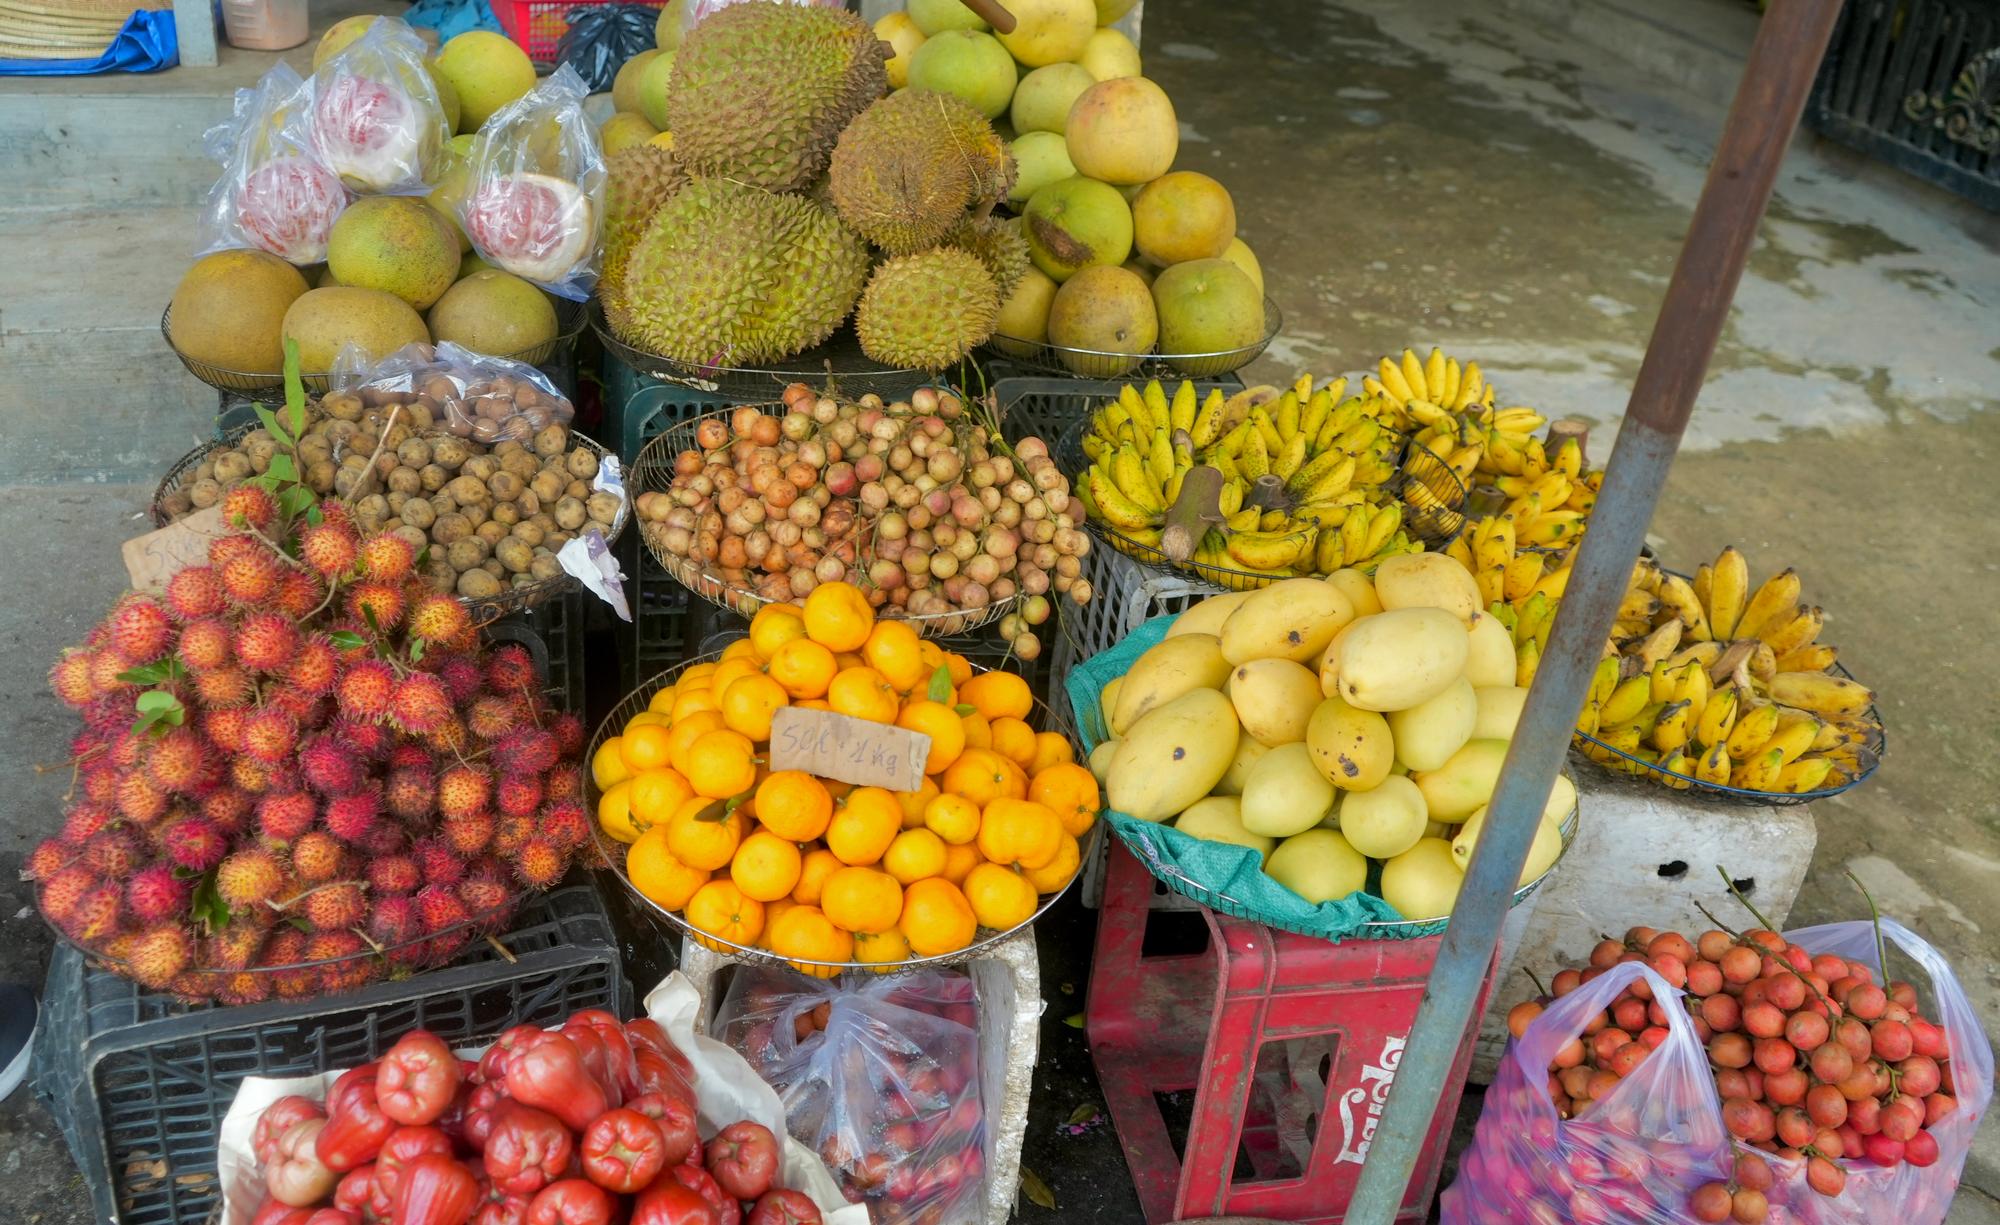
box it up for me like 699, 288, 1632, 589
123, 506, 230, 594
768, 706, 930, 794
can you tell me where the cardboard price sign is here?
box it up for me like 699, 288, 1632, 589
768, 706, 929, 794
122, 506, 230, 594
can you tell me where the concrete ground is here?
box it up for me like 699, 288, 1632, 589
4, 0, 1998, 1221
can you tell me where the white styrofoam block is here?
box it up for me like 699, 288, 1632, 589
1467, 764, 1818, 1082
678, 932, 1041, 1225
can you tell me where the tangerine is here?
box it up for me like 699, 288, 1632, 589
827, 666, 899, 724
625, 711, 672, 729
894, 778, 941, 830
646, 685, 679, 715
988, 716, 1037, 769
597, 779, 639, 843
683, 880, 763, 950
720, 638, 760, 663
821, 866, 904, 934
730, 829, 803, 902
826, 787, 901, 865
628, 766, 696, 829
852, 927, 912, 968
1029, 762, 1100, 837
963, 862, 1038, 930
767, 904, 853, 976
863, 620, 928, 693
960, 710, 992, 750
665, 795, 741, 870
897, 700, 967, 775
960, 670, 1031, 721
977, 798, 1063, 870
749, 604, 807, 661
923, 793, 981, 846
593, 737, 632, 789
685, 729, 757, 798
803, 582, 875, 652
898, 878, 976, 956
1030, 731, 1075, 775
670, 685, 719, 722
755, 771, 833, 842
664, 711, 725, 776
626, 826, 709, 909
939, 841, 983, 885
941, 651, 972, 686
619, 723, 673, 773
883, 828, 947, 885
1023, 832, 1080, 894
720, 672, 790, 741
942, 749, 1015, 808
793, 847, 844, 906
767, 638, 837, 700
708, 657, 761, 701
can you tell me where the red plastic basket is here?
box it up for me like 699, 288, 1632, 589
494, 0, 665, 62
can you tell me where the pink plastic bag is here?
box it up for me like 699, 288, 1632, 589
197, 63, 350, 264
1442, 918, 1991, 1225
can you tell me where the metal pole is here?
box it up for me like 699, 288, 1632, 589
1343, 0, 1846, 1218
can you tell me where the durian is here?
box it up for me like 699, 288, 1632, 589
666, 1, 888, 192
947, 214, 1030, 301
828, 89, 1014, 254
855, 247, 999, 371
746, 202, 871, 360
601, 144, 685, 295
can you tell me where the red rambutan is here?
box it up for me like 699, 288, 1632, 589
457, 872, 513, 925
358, 533, 416, 583
510, 839, 565, 889
302, 882, 366, 933
194, 666, 257, 709
323, 790, 382, 845
116, 771, 170, 825
331, 715, 394, 759
230, 755, 278, 794
266, 685, 327, 728
66, 883, 125, 942
37, 864, 96, 923
201, 708, 248, 755
495, 728, 561, 777
437, 764, 491, 820
346, 581, 405, 631
299, 521, 359, 578
464, 694, 522, 742
109, 596, 174, 664
408, 593, 472, 647
166, 814, 231, 870
144, 729, 210, 794
126, 924, 194, 990
416, 883, 470, 934
384, 768, 434, 821
295, 735, 359, 795
413, 838, 467, 888
126, 865, 190, 924
492, 813, 533, 857
48, 651, 96, 707
23, 839, 70, 880
80, 763, 119, 805
108, 731, 147, 771
274, 569, 324, 620
549, 713, 585, 756
485, 644, 539, 694
86, 828, 148, 877
165, 565, 226, 621
235, 612, 299, 673
241, 707, 299, 763
539, 801, 589, 852
360, 823, 407, 858
209, 919, 270, 972
545, 762, 584, 804
260, 928, 317, 998
222, 484, 278, 531
438, 656, 486, 705
388, 673, 453, 735
83, 697, 131, 742
216, 848, 286, 909
218, 547, 283, 607
370, 895, 422, 955
290, 830, 345, 882
495, 774, 544, 819
256, 791, 317, 843
88, 649, 133, 696
442, 811, 494, 857
215, 971, 273, 1005
177, 617, 234, 672
425, 716, 471, 756
59, 802, 113, 845
289, 635, 340, 694
368, 855, 422, 895
336, 659, 396, 721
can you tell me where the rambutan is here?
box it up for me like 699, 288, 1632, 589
126, 924, 194, 990
166, 814, 230, 871
257, 791, 317, 843
109, 731, 147, 771
23, 839, 70, 880
109, 596, 174, 664
222, 484, 278, 531
37, 864, 96, 923
386, 673, 451, 736
299, 521, 360, 577
388, 743, 432, 770
209, 919, 270, 971
437, 764, 491, 820
234, 612, 299, 673
416, 883, 470, 933
126, 865, 190, 924
295, 735, 360, 796
199, 786, 254, 830
457, 873, 513, 925
231, 755, 278, 794
369, 894, 421, 952
80, 763, 119, 805
65, 883, 124, 942
442, 811, 494, 857
241, 707, 299, 763
165, 565, 226, 621
368, 855, 422, 895
425, 716, 471, 756
360, 823, 407, 858
116, 771, 170, 825
302, 881, 366, 933
48, 651, 96, 707
218, 547, 283, 607
358, 533, 416, 583
88, 649, 133, 696
59, 802, 113, 845
346, 581, 405, 631
331, 715, 394, 759
216, 848, 285, 909
274, 569, 324, 620
86, 828, 147, 877
144, 729, 210, 794
289, 635, 339, 694
207, 533, 260, 569
408, 593, 472, 647
384, 768, 434, 821
550, 713, 585, 756
291, 830, 345, 882
323, 790, 382, 845
539, 801, 589, 852
545, 762, 584, 804
83, 695, 132, 740
495, 729, 561, 777
413, 838, 467, 888
495, 774, 544, 819
485, 644, 539, 694
216, 971, 273, 1005
491, 813, 534, 857
260, 928, 317, 999
267, 686, 327, 728
464, 694, 521, 742
202, 707, 248, 754
510, 839, 565, 889
194, 666, 257, 708
438, 656, 485, 704
336, 659, 396, 720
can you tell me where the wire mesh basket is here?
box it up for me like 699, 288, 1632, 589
590, 299, 928, 401
629, 407, 1024, 637
587, 651, 1098, 975
983, 296, 1284, 380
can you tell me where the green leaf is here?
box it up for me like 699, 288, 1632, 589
305, 504, 325, 527
117, 662, 170, 685
254, 404, 293, 447
278, 485, 316, 517
954, 703, 976, 717
190, 871, 231, 934
1018, 1167, 1056, 1211
416, 545, 432, 568
266, 453, 298, 483
283, 338, 306, 419
329, 630, 367, 650
408, 637, 427, 663
927, 664, 952, 704
1064, 1102, 1099, 1126
135, 690, 180, 715
693, 797, 731, 824
362, 604, 382, 635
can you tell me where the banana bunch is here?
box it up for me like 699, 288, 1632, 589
1362, 346, 1553, 484
1481, 592, 1562, 689
1444, 511, 1590, 610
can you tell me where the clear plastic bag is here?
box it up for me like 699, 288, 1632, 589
716, 968, 986, 1225
458, 64, 603, 300
196, 63, 350, 264
1442, 919, 1993, 1225
332, 340, 575, 445
309, 17, 449, 195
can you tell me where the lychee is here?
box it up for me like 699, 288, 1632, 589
368, 855, 422, 895
165, 814, 230, 871
550, 713, 585, 756
336, 659, 396, 720
209, 919, 271, 971
408, 594, 472, 647
241, 708, 299, 763
256, 791, 317, 843
66, 883, 124, 942
37, 864, 97, 923
126, 865, 190, 924
495, 728, 561, 777
369, 894, 421, 953
144, 729, 210, 793
218, 547, 283, 606
442, 811, 494, 857
299, 522, 360, 577
413, 838, 467, 888
23, 839, 70, 881
384, 767, 434, 821
437, 764, 491, 820
492, 813, 533, 857
323, 790, 382, 845
48, 652, 96, 707
439, 656, 486, 704
59, 802, 113, 845
332, 715, 394, 760
217, 848, 286, 909
274, 569, 325, 620
539, 801, 589, 852
511, 839, 565, 889
302, 881, 366, 932
291, 830, 345, 882
127, 924, 195, 990
388, 673, 453, 735
359, 533, 416, 583
222, 484, 278, 531
495, 774, 544, 819
109, 597, 174, 664
346, 581, 405, 631
289, 636, 340, 694
165, 565, 227, 621
235, 612, 299, 673
116, 771, 170, 824
194, 666, 257, 709
485, 645, 539, 694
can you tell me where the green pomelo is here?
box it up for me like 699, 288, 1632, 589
637, 48, 678, 130
326, 196, 460, 310
1047, 264, 1155, 376
991, 265, 1058, 357
613, 49, 660, 115
433, 31, 536, 131
1132, 170, 1237, 265
1023, 175, 1132, 281
1010, 63, 1095, 135
1008, 130, 1077, 205
427, 269, 559, 358
280, 286, 430, 371
907, 30, 1016, 120
996, 0, 1094, 68
907, 0, 988, 36
601, 111, 661, 156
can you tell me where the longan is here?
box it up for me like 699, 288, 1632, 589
431, 438, 471, 470
462, 455, 499, 482
354, 493, 389, 523
511, 520, 545, 548
306, 461, 337, 493
488, 471, 524, 502
500, 451, 539, 481
397, 438, 432, 468
213, 453, 253, 481
460, 501, 489, 529
400, 497, 435, 529
420, 463, 449, 492
392, 525, 428, 556
533, 425, 567, 457
188, 478, 222, 509
446, 537, 489, 571
565, 448, 600, 479
489, 502, 520, 528
323, 391, 364, 421
456, 569, 501, 599
447, 475, 490, 506
387, 466, 423, 495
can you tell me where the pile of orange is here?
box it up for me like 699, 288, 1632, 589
591, 581, 1099, 973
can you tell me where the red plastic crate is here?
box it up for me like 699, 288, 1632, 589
495, 0, 666, 62
1087, 841, 1494, 1223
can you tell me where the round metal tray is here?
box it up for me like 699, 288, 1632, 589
630, 408, 1023, 637
590, 299, 926, 400
983, 295, 1283, 380
587, 650, 1097, 975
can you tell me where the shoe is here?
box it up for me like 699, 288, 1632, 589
0, 985, 36, 1102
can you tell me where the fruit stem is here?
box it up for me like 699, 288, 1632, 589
1844, 867, 1892, 984
1715, 865, 1781, 935
1522, 966, 1549, 997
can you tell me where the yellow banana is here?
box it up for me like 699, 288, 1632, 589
1148, 428, 1175, 487
1226, 527, 1314, 570
1631, 618, 1683, 668
1169, 379, 1198, 433
1272, 431, 1309, 482
1338, 504, 1371, 566
1766, 671, 1873, 718
1552, 437, 1583, 478
1376, 356, 1414, 403
1400, 349, 1428, 402
1707, 547, 1749, 640
1601, 676, 1652, 724
1300, 456, 1358, 503
1595, 718, 1642, 756
1695, 741, 1732, 785
1731, 748, 1786, 792
1725, 703, 1780, 761
1273, 390, 1301, 442
1576, 697, 1601, 737
1086, 469, 1158, 531
1522, 510, 1586, 548
1775, 643, 1837, 673
1456, 361, 1485, 411
1142, 379, 1170, 430
1362, 503, 1402, 557
1225, 507, 1262, 532
1218, 480, 1244, 516
1657, 749, 1694, 789
1695, 684, 1739, 747
1300, 389, 1332, 444
1447, 533, 1476, 571
1503, 553, 1545, 604
1668, 641, 1723, 673
1591, 655, 1622, 704
1118, 384, 1149, 431
1656, 573, 1712, 641
1527, 563, 1573, 604
1736, 569, 1801, 643
1619, 588, 1663, 624
1759, 605, 1822, 657
1240, 428, 1270, 481
1673, 660, 1710, 713
1190, 388, 1228, 448
1491, 406, 1547, 433
1649, 659, 1678, 705
1249, 407, 1283, 455
1777, 757, 1835, 794
1111, 451, 1164, 513
1516, 636, 1541, 688
1418, 347, 1444, 404
1757, 718, 1819, 766
1692, 563, 1712, 613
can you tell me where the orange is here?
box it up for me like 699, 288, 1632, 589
755, 771, 832, 841
894, 779, 940, 830
618, 723, 672, 773
1030, 732, 1075, 775
708, 657, 760, 700
730, 829, 803, 902
882, 828, 947, 886
977, 798, 1062, 870
760, 897, 796, 947
597, 779, 639, 843
749, 604, 808, 662
898, 878, 976, 956
680, 662, 719, 686
593, 738, 632, 789
1029, 762, 1100, 838
827, 667, 899, 725
767, 904, 853, 977
684, 879, 763, 950
822, 779, 854, 803
863, 620, 928, 693
720, 672, 790, 741
941, 749, 1015, 808
852, 927, 912, 969
897, 700, 968, 776
646, 686, 679, 714
625, 826, 709, 909
685, 729, 757, 799
767, 638, 837, 700
960, 670, 1031, 721
1023, 831, 1081, 893
918, 639, 948, 675
626, 711, 672, 729
939, 841, 982, 885
803, 582, 875, 652
670, 685, 719, 722
923, 793, 981, 846
665, 796, 742, 870
988, 717, 1037, 769
628, 766, 696, 830
998, 757, 1030, 800
941, 651, 972, 686
720, 638, 760, 663
959, 711, 992, 751
792, 848, 843, 906
665, 710, 725, 775
821, 866, 904, 934
833, 651, 866, 672
825, 787, 901, 865
797, 698, 834, 713
963, 862, 1038, 929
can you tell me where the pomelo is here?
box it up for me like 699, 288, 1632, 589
907, 30, 1017, 119
281, 286, 430, 372
1220, 236, 1264, 295
1078, 27, 1141, 79
1010, 63, 1095, 135
169, 250, 309, 375
1132, 171, 1237, 265
995, 0, 1095, 68
1067, 76, 1177, 184
612, 49, 659, 115
874, 13, 926, 89
312, 15, 375, 70
600, 111, 660, 156
326, 196, 461, 310
433, 31, 535, 131
1047, 264, 1156, 377
991, 266, 1059, 357
1023, 176, 1132, 281
907, 0, 988, 36
1007, 130, 1077, 205
427, 269, 559, 358
636, 48, 678, 130
1152, 258, 1265, 372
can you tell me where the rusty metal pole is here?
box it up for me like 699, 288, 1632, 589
1344, 0, 1846, 1219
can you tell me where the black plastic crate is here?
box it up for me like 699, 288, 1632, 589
622, 547, 697, 692
34, 885, 626, 1225
488, 587, 588, 715
992, 372, 1247, 453
604, 358, 736, 465
1807, 0, 2000, 210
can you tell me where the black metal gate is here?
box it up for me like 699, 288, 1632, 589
1806, 0, 2000, 209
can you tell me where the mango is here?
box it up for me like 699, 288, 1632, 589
1336, 607, 1469, 712
1167, 591, 1250, 639
1212, 735, 1271, 796
1386, 676, 1476, 772
1330, 775, 1427, 859
1373, 552, 1483, 622
1412, 738, 1511, 823
1088, 738, 1120, 785
1464, 610, 1517, 688
1324, 568, 1383, 617
1471, 686, 1529, 741
1226, 658, 1322, 747
1380, 838, 1464, 920
1174, 795, 1274, 861
1219, 577, 1356, 665
1265, 828, 1368, 905
1106, 688, 1240, 821
1305, 696, 1394, 792
1108, 633, 1230, 736
1316, 618, 1363, 699
1450, 804, 1564, 887
1240, 742, 1336, 837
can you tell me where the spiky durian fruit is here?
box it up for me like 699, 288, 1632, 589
600, 144, 685, 295
946, 214, 1030, 301
828, 89, 1015, 254
746, 202, 871, 360
854, 247, 999, 370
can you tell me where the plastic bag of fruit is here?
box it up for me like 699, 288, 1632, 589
331, 340, 578, 446
308, 18, 450, 196
715, 967, 987, 1224
196, 63, 350, 266
1442, 918, 1991, 1225
457, 64, 604, 300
